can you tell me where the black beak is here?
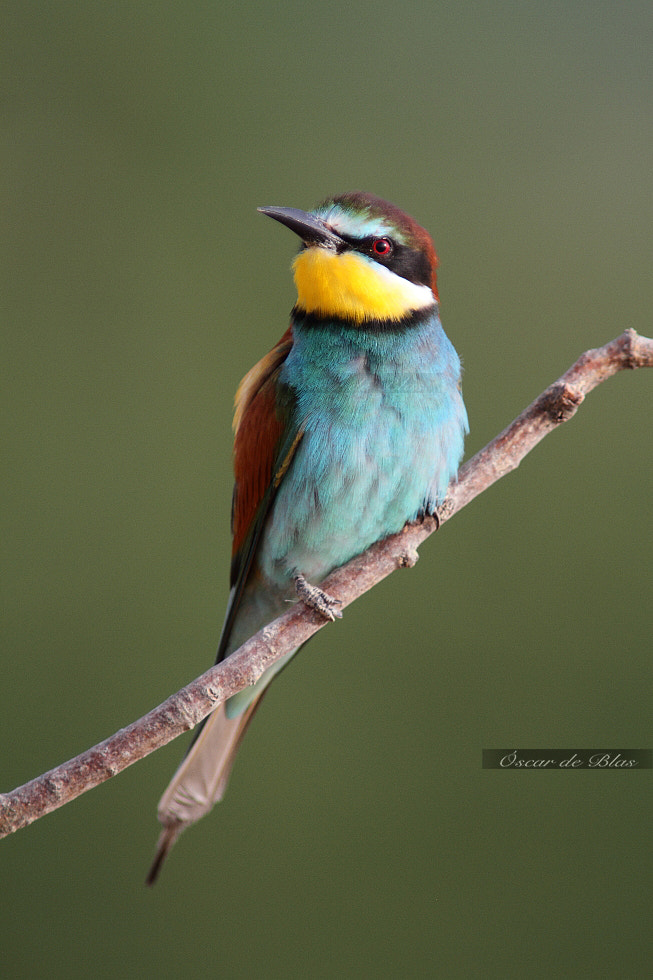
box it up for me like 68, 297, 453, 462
258, 206, 345, 250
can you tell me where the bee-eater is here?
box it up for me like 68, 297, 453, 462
146, 192, 468, 883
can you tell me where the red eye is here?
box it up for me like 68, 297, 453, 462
372, 237, 393, 256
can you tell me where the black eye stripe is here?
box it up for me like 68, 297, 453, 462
331, 234, 431, 288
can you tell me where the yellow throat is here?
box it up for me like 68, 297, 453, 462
292, 247, 433, 323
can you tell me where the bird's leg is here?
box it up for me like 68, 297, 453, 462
293, 573, 343, 621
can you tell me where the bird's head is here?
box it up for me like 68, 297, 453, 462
259, 192, 439, 324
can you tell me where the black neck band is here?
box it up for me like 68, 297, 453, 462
290, 304, 439, 335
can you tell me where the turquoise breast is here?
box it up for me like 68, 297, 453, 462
258, 313, 468, 586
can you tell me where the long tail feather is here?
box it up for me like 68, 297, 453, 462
146, 823, 182, 886
145, 698, 262, 885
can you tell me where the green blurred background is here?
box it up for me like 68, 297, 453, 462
2, 2, 651, 977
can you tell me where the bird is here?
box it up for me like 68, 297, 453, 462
146, 191, 468, 883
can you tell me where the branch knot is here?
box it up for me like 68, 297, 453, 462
541, 382, 584, 423
398, 547, 419, 568
623, 328, 641, 370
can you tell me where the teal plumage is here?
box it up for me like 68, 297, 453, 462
147, 192, 468, 882
263, 317, 466, 584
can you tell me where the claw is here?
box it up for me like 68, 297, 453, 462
294, 573, 343, 621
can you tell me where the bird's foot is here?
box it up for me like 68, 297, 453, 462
294, 574, 343, 621
418, 505, 442, 530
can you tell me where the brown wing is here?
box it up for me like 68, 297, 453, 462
216, 326, 303, 663
231, 326, 293, 561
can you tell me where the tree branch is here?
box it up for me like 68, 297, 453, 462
1, 329, 651, 839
